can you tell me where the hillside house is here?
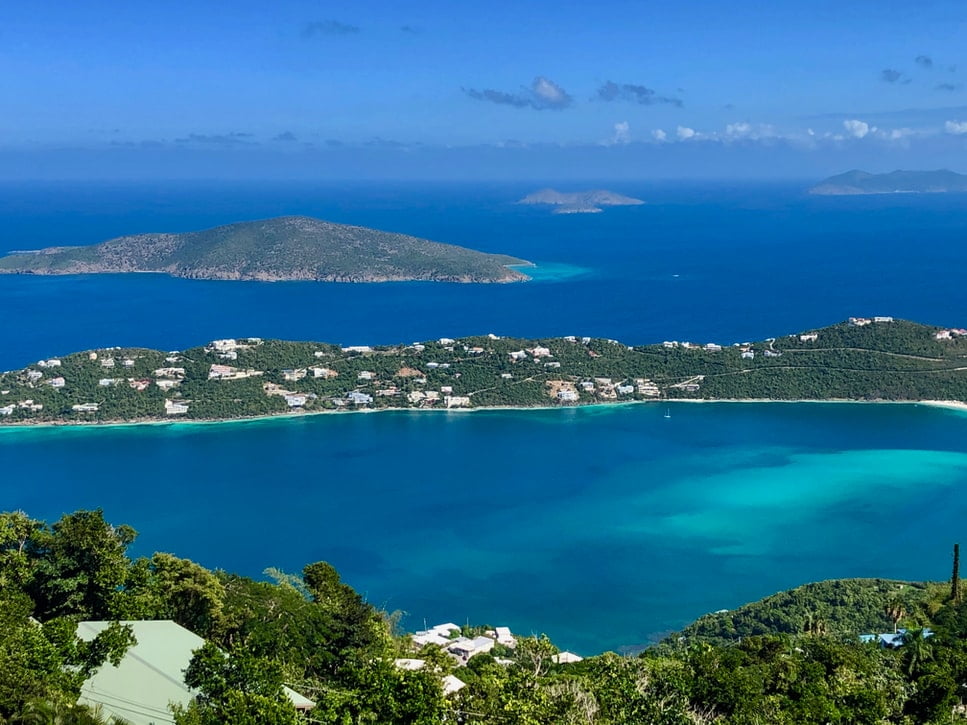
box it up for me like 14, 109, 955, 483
164, 400, 189, 416
77, 620, 314, 724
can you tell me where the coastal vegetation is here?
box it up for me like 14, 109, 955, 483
2, 318, 966, 426
6, 508, 967, 723
0, 216, 530, 283
809, 169, 967, 195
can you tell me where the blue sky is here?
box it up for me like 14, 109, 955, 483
4, 0, 967, 179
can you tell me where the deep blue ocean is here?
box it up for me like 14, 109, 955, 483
2, 180, 967, 652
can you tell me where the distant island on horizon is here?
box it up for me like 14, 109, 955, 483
3, 317, 966, 426
0, 215, 531, 283
809, 169, 967, 195
516, 188, 645, 214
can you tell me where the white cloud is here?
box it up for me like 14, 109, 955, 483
880, 127, 914, 141
611, 121, 631, 145
725, 121, 752, 138
676, 125, 696, 140
532, 77, 569, 105
723, 122, 780, 141
843, 119, 873, 139
651, 129, 668, 142
945, 120, 967, 135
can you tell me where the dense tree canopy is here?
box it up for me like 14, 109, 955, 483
6, 508, 967, 723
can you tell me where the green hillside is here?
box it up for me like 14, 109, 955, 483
0, 215, 530, 283
6, 508, 967, 724
2, 317, 967, 425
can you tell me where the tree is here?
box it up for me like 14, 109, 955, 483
0, 511, 43, 594
174, 642, 301, 725
27, 510, 136, 620
115, 553, 226, 637
885, 599, 905, 635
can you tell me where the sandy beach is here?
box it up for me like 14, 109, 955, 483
2, 396, 965, 432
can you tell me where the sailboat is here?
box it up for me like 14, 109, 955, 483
664, 408, 671, 419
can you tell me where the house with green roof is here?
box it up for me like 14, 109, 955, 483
76, 620, 315, 724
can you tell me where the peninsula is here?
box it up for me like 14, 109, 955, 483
0, 215, 531, 283
516, 188, 644, 214
809, 169, 967, 195
2, 317, 966, 425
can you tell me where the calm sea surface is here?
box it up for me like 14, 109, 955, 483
2, 181, 967, 652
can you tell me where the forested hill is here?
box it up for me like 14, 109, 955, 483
7, 507, 967, 724
0, 215, 530, 282
669, 578, 932, 647
2, 317, 967, 425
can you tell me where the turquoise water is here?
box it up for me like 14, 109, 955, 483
5, 402, 967, 653
4, 181, 967, 653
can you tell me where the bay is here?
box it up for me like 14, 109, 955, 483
3, 181, 967, 653
3, 402, 967, 653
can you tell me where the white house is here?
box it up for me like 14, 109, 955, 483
284, 394, 308, 408
72, 403, 99, 413
164, 400, 189, 416
48, 377, 66, 388
557, 389, 579, 402
348, 391, 373, 405
448, 636, 495, 661
799, 333, 818, 342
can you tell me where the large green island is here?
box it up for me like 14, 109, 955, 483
0, 215, 530, 283
3, 317, 966, 425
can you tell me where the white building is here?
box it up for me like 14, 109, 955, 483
164, 399, 189, 416
448, 636, 495, 661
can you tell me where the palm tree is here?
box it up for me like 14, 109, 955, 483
885, 600, 906, 635
901, 628, 934, 676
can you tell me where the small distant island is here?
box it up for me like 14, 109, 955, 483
3, 317, 967, 426
0, 215, 531, 283
809, 169, 967, 195
516, 188, 645, 214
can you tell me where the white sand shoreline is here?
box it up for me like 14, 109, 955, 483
1, 397, 965, 433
